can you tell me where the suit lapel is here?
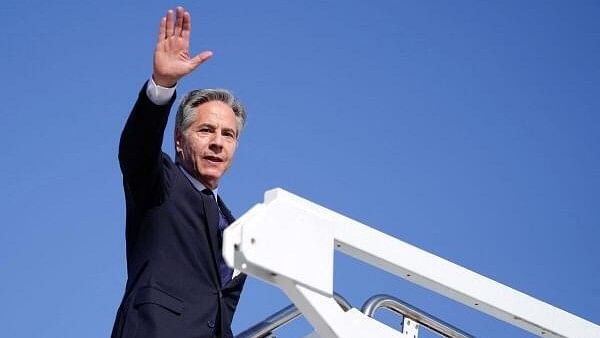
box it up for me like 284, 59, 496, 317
217, 197, 235, 224
217, 197, 245, 289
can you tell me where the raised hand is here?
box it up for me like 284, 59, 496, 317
152, 7, 213, 87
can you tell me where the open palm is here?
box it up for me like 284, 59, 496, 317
153, 7, 212, 87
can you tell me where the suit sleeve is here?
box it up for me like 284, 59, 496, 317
118, 81, 177, 210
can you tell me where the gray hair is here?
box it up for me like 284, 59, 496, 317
175, 88, 247, 137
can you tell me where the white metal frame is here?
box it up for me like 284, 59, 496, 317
223, 188, 600, 338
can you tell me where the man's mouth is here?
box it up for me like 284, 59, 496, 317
203, 155, 224, 163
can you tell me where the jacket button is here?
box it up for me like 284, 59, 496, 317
207, 320, 215, 328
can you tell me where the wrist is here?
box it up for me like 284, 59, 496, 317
152, 74, 177, 88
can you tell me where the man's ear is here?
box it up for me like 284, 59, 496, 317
175, 130, 184, 155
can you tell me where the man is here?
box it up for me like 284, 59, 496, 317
111, 7, 246, 338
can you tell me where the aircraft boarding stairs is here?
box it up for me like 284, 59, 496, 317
225, 189, 600, 338
236, 292, 474, 337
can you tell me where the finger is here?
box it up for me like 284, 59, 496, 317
190, 51, 213, 69
182, 11, 191, 40
165, 9, 174, 37
174, 6, 184, 36
158, 16, 166, 43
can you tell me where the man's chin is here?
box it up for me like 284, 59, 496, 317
197, 171, 223, 189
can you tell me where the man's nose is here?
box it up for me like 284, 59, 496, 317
209, 131, 224, 150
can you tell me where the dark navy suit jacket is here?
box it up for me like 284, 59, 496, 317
111, 83, 246, 338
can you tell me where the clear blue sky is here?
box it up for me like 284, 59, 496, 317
1, 1, 599, 337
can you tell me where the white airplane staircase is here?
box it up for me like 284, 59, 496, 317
225, 188, 600, 338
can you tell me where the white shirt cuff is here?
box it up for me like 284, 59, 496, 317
146, 77, 176, 105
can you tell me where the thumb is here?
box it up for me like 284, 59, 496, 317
191, 50, 213, 68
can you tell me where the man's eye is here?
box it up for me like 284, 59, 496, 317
199, 128, 211, 133
223, 131, 236, 139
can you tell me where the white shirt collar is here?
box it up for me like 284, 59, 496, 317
178, 164, 218, 202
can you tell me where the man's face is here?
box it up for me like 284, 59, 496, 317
176, 100, 238, 189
